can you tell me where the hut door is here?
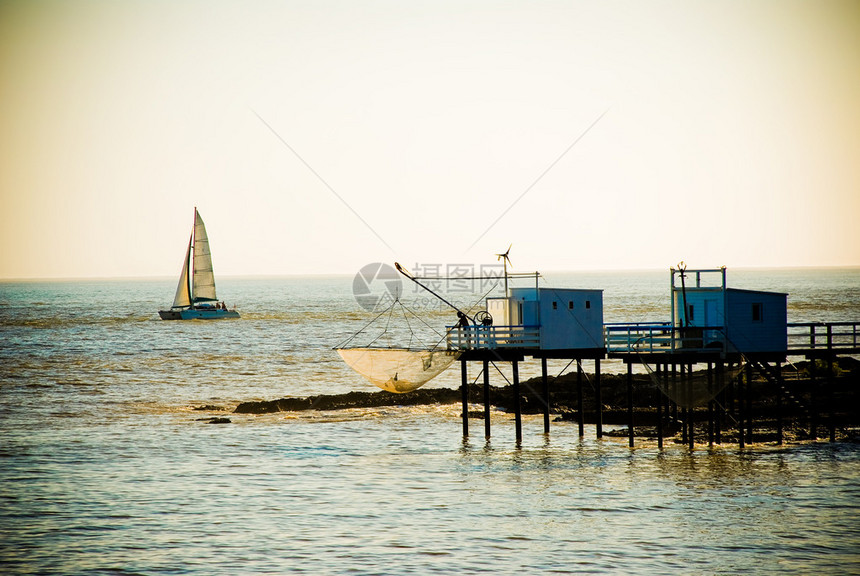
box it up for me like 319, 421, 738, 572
703, 299, 721, 348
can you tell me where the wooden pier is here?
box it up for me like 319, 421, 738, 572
451, 321, 860, 448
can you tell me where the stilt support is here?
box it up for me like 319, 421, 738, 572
577, 360, 584, 437
775, 361, 783, 445
541, 358, 550, 434
483, 360, 491, 440
461, 359, 468, 437
595, 358, 603, 439
627, 362, 634, 447
656, 363, 664, 449
513, 360, 522, 444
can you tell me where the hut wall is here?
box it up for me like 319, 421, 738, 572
724, 289, 787, 353
511, 287, 604, 350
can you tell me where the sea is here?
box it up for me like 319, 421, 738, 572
1, 267, 859, 575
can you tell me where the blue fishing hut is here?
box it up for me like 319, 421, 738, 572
483, 287, 604, 352
670, 267, 787, 355
443, 273, 605, 442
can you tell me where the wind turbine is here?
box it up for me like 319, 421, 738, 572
497, 244, 512, 297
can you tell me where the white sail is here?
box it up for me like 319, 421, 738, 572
191, 209, 217, 302
171, 234, 193, 308
336, 348, 461, 393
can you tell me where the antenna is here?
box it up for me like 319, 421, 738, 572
677, 261, 689, 328
496, 244, 512, 297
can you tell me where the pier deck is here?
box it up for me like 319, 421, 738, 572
447, 321, 859, 448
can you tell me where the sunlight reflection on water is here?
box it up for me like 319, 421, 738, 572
1, 273, 859, 574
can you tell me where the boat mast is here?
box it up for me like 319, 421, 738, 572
187, 207, 196, 307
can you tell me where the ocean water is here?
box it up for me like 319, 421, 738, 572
1, 268, 859, 575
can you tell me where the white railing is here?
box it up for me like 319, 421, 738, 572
446, 325, 541, 350
604, 322, 727, 354
605, 322, 672, 353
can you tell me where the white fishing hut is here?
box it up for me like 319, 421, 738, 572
671, 267, 788, 355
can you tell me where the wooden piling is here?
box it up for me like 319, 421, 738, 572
541, 358, 550, 434
483, 359, 491, 440
775, 361, 783, 445
461, 359, 468, 437
715, 362, 723, 445
657, 363, 664, 449
738, 366, 745, 450
577, 360, 584, 436
680, 365, 688, 445
809, 367, 818, 439
828, 354, 836, 443
627, 362, 634, 447
746, 363, 754, 444
707, 363, 714, 447
688, 363, 694, 450
513, 360, 522, 444
671, 364, 678, 422
595, 358, 603, 439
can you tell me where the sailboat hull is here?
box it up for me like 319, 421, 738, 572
158, 308, 240, 320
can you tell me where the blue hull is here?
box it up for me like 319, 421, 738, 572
159, 308, 240, 320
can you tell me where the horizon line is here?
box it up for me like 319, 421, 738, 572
3, 263, 860, 283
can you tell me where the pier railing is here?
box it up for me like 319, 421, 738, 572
604, 322, 727, 354
446, 321, 860, 355
606, 321, 860, 356
446, 325, 541, 350
787, 322, 860, 353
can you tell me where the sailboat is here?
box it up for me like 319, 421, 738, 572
158, 208, 240, 320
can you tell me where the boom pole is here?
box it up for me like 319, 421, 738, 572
394, 262, 471, 320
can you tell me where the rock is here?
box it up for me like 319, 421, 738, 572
196, 417, 231, 424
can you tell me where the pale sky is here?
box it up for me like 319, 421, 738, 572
1, 0, 859, 279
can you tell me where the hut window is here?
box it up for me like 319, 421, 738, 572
688, 305, 695, 322
568, 301, 574, 310
585, 300, 591, 309
552, 301, 557, 310
752, 303, 763, 322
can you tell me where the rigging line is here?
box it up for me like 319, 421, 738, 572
251, 109, 394, 253
578, 360, 595, 391
398, 300, 447, 340
397, 299, 430, 350
367, 298, 399, 348
472, 367, 485, 386
409, 274, 530, 281
428, 280, 504, 352
635, 348, 744, 421
466, 280, 503, 316
334, 299, 398, 349
490, 361, 513, 386
553, 357, 578, 381
689, 361, 744, 426
467, 107, 611, 251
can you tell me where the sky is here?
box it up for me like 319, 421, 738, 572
1, 0, 859, 280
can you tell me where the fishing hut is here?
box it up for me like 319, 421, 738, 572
606, 265, 823, 450
434, 268, 607, 443
669, 267, 787, 355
